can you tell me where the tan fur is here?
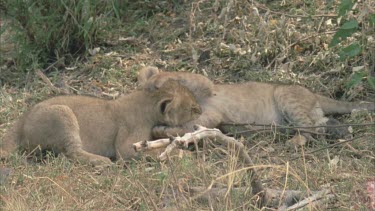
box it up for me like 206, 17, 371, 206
138, 67, 375, 139
0, 80, 202, 166
138, 66, 214, 103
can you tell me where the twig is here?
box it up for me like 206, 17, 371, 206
221, 122, 375, 128
188, 186, 333, 209
265, 30, 336, 69
283, 189, 335, 210
35, 69, 70, 94
133, 128, 374, 156
136, 125, 266, 206
286, 31, 336, 48
137, 126, 336, 209
24, 175, 79, 205
42, 58, 63, 72
251, 0, 337, 18
227, 127, 327, 136
304, 134, 369, 155
135, 181, 159, 211
222, 122, 374, 136
287, 134, 373, 161
133, 139, 172, 152
222, 122, 374, 129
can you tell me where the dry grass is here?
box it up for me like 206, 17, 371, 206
1, 0, 375, 210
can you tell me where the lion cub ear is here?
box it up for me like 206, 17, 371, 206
137, 66, 160, 86
158, 98, 173, 114
156, 80, 181, 114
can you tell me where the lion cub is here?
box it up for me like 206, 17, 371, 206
0, 80, 202, 166
138, 66, 374, 141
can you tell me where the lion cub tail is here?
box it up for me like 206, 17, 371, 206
0, 120, 23, 159
317, 95, 375, 115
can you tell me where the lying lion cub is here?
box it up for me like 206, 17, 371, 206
0, 80, 202, 166
138, 66, 374, 142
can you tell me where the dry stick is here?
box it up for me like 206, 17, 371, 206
141, 125, 265, 206
266, 188, 334, 209
216, 128, 265, 203
132, 128, 320, 153
35, 70, 60, 93
248, 0, 339, 70
135, 181, 159, 211
134, 126, 336, 209
188, 186, 332, 209
35, 69, 70, 94
133, 138, 170, 152
283, 189, 335, 210
285, 134, 373, 161
222, 122, 375, 136
250, 0, 337, 18
134, 131, 373, 159
221, 122, 375, 128
133, 139, 172, 152
303, 134, 369, 154
286, 31, 336, 48
27, 176, 79, 205
279, 162, 290, 208
123, 172, 158, 211
228, 127, 327, 136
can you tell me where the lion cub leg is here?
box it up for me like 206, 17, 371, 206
24, 105, 112, 167
274, 86, 328, 147
114, 127, 136, 162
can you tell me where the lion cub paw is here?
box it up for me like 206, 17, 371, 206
152, 126, 168, 138
90, 156, 113, 167
75, 153, 113, 168
286, 134, 307, 151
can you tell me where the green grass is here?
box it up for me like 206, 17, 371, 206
0, 0, 127, 71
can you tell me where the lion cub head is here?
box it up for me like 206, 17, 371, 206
153, 80, 202, 126
138, 66, 214, 103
